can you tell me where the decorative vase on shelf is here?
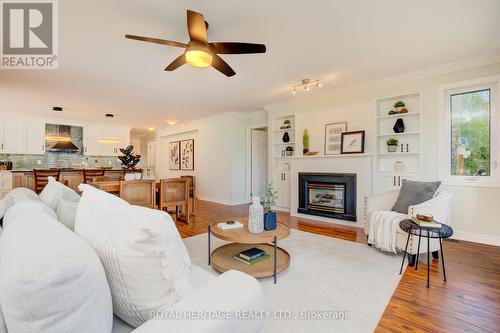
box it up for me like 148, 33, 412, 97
124, 172, 135, 181
282, 132, 290, 143
264, 211, 277, 231
248, 196, 264, 234
393, 118, 405, 133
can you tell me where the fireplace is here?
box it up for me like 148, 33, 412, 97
298, 173, 356, 221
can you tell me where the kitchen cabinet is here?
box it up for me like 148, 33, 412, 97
84, 125, 130, 156
0, 119, 25, 153
25, 121, 46, 154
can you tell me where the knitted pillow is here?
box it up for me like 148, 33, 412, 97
392, 180, 441, 214
75, 184, 192, 327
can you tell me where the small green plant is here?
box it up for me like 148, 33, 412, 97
303, 129, 310, 149
261, 182, 278, 211
283, 119, 291, 125
394, 101, 406, 108
386, 138, 399, 146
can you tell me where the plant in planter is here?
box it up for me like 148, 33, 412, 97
261, 182, 279, 231
280, 119, 292, 129
393, 100, 406, 113
386, 138, 399, 152
118, 145, 142, 180
303, 129, 310, 154
285, 145, 294, 156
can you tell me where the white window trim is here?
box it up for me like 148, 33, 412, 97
438, 74, 500, 188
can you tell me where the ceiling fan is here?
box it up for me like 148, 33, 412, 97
125, 10, 266, 77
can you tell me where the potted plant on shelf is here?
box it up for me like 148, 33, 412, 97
386, 138, 399, 153
280, 119, 292, 130
394, 100, 406, 113
303, 129, 310, 155
261, 182, 278, 231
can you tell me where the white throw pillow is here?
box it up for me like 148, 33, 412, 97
0, 227, 6, 333
56, 198, 79, 231
75, 184, 192, 328
0, 203, 113, 333
39, 177, 80, 211
0, 187, 40, 219
2, 200, 57, 230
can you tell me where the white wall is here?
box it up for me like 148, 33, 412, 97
156, 110, 267, 205
266, 61, 500, 245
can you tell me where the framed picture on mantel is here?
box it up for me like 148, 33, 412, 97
324, 122, 347, 155
341, 130, 365, 154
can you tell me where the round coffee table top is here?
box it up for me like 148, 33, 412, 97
210, 217, 290, 244
399, 219, 454, 238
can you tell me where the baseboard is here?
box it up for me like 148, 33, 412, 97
197, 196, 249, 206
451, 231, 500, 247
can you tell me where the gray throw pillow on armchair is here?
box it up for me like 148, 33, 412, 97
392, 180, 441, 214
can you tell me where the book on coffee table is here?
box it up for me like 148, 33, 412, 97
411, 217, 441, 228
217, 221, 243, 230
234, 253, 270, 265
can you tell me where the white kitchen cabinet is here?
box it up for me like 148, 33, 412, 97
84, 125, 130, 156
0, 119, 25, 153
25, 121, 46, 154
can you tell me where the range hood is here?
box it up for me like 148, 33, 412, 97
45, 124, 82, 153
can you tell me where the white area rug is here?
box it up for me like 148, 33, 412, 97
184, 229, 404, 333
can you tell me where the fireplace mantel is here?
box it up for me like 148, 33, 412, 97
287, 153, 373, 160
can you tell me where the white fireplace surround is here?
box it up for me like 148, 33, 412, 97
289, 154, 374, 228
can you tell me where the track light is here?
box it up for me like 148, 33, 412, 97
291, 78, 322, 94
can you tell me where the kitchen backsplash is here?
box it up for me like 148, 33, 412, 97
0, 152, 123, 170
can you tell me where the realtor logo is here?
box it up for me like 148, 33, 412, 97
1, 0, 58, 69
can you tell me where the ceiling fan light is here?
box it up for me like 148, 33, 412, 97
185, 49, 213, 68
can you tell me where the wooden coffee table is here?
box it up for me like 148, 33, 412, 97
208, 217, 290, 284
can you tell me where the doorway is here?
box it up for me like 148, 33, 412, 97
250, 128, 268, 200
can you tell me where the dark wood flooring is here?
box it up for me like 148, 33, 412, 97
174, 199, 500, 333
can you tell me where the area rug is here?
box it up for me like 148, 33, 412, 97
184, 229, 404, 333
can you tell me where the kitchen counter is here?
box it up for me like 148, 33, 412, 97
11, 168, 123, 173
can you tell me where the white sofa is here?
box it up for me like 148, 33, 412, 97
364, 188, 452, 265
0, 190, 264, 333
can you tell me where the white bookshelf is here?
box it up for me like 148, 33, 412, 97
375, 93, 421, 194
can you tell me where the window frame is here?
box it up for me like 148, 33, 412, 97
438, 75, 500, 187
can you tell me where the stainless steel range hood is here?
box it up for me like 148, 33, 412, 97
45, 124, 82, 153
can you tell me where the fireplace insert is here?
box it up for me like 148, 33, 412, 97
298, 173, 356, 221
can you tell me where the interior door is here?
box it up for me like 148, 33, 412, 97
251, 129, 268, 199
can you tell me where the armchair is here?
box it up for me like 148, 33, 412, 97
364, 188, 452, 266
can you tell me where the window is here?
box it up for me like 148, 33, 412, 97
439, 75, 500, 187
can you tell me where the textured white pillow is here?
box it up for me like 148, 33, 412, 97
56, 198, 79, 231
39, 177, 80, 211
0, 187, 40, 219
0, 203, 113, 333
3, 200, 57, 230
75, 184, 192, 328
0, 227, 6, 333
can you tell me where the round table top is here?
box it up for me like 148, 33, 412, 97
399, 219, 453, 238
210, 217, 290, 244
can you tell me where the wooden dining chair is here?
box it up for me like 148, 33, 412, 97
119, 180, 155, 208
181, 175, 196, 215
158, 178, 189, 223
83, 169, 105, 183
92, 175, 124, 182
33, 169, 61, 194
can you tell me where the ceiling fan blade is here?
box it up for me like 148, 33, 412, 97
125, 34, 187, 48
187, 10, 208, 43
211, 55, 236, 77
209, 42, 266, 54
164, 54, 186, 71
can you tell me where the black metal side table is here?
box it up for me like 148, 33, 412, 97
399, 219, 453, 287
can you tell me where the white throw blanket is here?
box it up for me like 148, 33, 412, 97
368, 211, 407, 253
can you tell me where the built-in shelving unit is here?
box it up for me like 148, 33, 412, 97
270, 114, 296, 210
375, 93, 421, 194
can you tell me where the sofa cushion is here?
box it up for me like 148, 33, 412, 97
0, 187, 40, 219
392, 180, 441, 214
0, 227, 6, 333
75, 184, 192, 328
0, 202, 113, 333
40, 176, 80, 211
3, 200, 57, 230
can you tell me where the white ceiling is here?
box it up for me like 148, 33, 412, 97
1, 0, 500, 128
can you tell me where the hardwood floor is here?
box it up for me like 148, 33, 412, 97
174, 199, 500, 333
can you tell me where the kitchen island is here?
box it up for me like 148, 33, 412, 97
12, 169, 124, 193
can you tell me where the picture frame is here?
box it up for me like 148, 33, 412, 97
180, 139, 194, 170
324, 122, 348, 155
340, 130, 365, 154
169, 141, 180, 170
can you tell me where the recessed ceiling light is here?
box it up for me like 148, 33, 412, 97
52, 106, 63, 112
147, 127, 155, 131
167, 121, 177, 125
105, 113, 114, 118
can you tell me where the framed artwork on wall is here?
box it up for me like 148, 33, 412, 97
169, 141, 180, 170
324, 122, 348, 155
341, 130, 365, 154
180, 139, 194, 170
